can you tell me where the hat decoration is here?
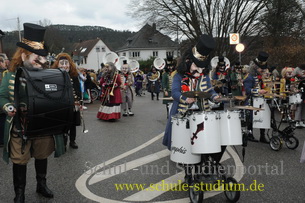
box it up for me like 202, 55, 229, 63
253, 51, 269, 69
191, 34, 216, 68
16, 23, 48, 56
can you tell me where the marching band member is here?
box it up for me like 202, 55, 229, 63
120, 60, 135, 116
162, 55, 177, 117
229, 61, 245, 97
295, 65, 305, 127
0, 54, 8, 147
134, 71, 144, 96
0, 23, 65, 202
162, 34, 219, 185
243, 51, 270, 143
280, 67, 297, 121
97, 62, 122, 121
147, 66, 161, 100
210, 56, 229, 96
52, 53, 81, 149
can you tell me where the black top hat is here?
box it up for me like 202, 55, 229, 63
166, 55, 174, 65
16, 23, 48, 56
253, 51, 269, 69
217, 56, 226, 66
191, 34, 216, 68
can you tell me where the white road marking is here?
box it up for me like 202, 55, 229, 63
89, 149, 170, 185
75, 132, 244, 202
123, 151, 230, 201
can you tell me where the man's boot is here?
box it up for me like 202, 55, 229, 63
35, 159, 54, 198
247, 131, 258, 142
259, 129, 269, 144
13, 163, 27, 203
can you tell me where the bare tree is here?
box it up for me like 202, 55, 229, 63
128, 0, 266, 61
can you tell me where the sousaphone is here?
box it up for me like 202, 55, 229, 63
104, 52, 119, 68
210, 56, 230, 70
153, 57, 166, 70
129, 60, 140, 73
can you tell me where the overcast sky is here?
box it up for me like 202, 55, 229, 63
0, 0, 140, 32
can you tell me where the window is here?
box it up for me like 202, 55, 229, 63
96, 47, 100, 52
166, 51, 174, 57
101, 47, 106, 52
123, 52, 126, 56
132, 52, 140, 57
153, 51, 158, 57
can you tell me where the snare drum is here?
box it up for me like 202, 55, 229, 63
289, 93, 302, 104
252, 97, 271, 129
219, 110, 243, 145
189, 111, 221, 154
170, 116, 201, 164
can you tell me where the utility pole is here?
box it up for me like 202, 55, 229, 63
17, 17, 21, 41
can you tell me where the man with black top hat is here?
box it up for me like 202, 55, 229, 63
120, 60, 135, 116
163, 34, 220, 185
0, 23, 65, 202
243, 51, 270, 143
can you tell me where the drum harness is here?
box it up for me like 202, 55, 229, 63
14, 67, 71, 154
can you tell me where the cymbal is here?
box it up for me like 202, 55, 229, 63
215, 96, 235, 101
182, 91, 211, 99
160, 97, 174, 100
233, 105, 264, 111
234, 96, 247, 101
263, 81, 281, 85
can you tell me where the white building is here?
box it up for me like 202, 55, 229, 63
116, 23, 178, 61
72, 38, 111, 72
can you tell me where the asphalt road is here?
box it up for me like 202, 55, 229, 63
1, 92, 305, 203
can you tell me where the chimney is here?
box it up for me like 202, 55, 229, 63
152, 23, 156, 31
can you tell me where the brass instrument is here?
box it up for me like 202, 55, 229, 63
100, 71, 118, 106
148, 71, 160, 82
153, 57, 166, 70
110, 71, 119, 96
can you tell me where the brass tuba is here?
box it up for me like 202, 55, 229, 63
153, 57, 166, 70
148, 71, 160, 82
129, 60, 140, 73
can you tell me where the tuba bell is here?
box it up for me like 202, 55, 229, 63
104, 52, 119, 68
129, 60, 140, 73
153, 57, 166, 70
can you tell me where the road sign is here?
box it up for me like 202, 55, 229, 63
229, 33, 240, 45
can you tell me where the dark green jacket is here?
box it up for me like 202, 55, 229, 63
0, 70, 65, 163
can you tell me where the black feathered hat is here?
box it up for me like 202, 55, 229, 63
16, 23, 48, 56
217, 56, 226, 67
253, 51, 269, 69
191, 34, 216, 68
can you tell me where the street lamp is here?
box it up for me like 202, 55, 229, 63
235, 43, 245, 64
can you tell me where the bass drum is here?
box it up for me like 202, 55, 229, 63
15, 67, 74, 137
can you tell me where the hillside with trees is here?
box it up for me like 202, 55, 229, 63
1, 24, 135, 58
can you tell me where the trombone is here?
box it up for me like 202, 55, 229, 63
100, 71, 119, 106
